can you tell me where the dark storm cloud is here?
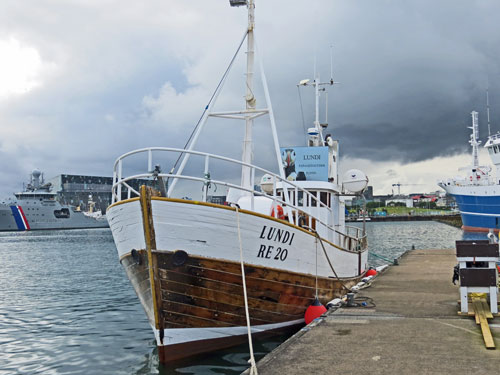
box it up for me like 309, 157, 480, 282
1, 0, 500, 196
332, 88, 493, 163
256, 0, 500, 164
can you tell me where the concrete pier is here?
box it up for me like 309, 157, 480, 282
253, 249, 500, 374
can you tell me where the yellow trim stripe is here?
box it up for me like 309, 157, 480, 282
111, 196, 364, 254
107, 197, 140, 210
150, 197, 357, 253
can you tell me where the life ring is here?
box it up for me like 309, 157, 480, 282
271, 205, 285, 220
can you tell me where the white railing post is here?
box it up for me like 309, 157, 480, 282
117, 159, 123, 202
250, 167, 255, 211
316, 191, 320, 235
308, 193, 312, 228
202, 155, 210, 202
148, 149, 153, 172
295, 187, 299, 225
112, 170, 117, 204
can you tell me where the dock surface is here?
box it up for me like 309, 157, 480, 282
253, 249, 500, 374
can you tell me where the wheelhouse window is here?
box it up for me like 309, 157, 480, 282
310, 191, 319, 207
320, 192, 330, 207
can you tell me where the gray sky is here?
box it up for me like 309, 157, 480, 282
1, 0, 499, 196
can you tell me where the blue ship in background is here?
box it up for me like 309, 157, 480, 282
439, 110, 500, 232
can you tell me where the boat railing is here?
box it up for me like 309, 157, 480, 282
111, 147, 366, 251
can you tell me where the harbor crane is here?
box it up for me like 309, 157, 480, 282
392, 182, 424, 196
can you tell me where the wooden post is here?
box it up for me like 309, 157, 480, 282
139, 186, 164, 345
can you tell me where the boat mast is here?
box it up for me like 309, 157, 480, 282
241, 0, 256, 190
170, 0, 292, 208
469, 111, 480, 168
299, 50, 335, 146
314, 74, 322, 142
487, 89, 491, 136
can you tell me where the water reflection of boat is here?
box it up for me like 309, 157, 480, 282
0, 169, 108, 231
107, 0, 368, 364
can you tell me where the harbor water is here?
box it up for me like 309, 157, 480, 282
0, 221, 480, 374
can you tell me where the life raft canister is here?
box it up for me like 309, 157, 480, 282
271, 205, 285, 220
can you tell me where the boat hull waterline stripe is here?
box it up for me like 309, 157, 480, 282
153, 318, 305, 346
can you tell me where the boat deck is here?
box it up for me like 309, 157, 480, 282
250, 249, 500, 374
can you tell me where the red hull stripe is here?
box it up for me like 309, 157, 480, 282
17, 206, 30, 230
462, 225, 498, 233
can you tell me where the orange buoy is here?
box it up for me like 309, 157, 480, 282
304, 297, 327, 324
366, 269, 377, 277
271, 205, 285, 220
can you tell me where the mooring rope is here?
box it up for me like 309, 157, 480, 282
235, 207, 258, 375
369, 251, 393, 264
311, 229, 351, 292
315, 237, 319, 298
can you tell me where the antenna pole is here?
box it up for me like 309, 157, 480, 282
469, 111, 480, 168
487, 89, 491, 136
330, 45, 333, 81
314, 73, 321, 141
325, 92, 328, 126
241, 0, 256, 190
313, 52, 317, 83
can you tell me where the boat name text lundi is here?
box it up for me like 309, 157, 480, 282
257, 226, 294, 261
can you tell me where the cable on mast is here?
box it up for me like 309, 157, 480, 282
167, 31, 248, 178
297, 85, 307, 136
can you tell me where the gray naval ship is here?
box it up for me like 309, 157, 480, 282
0, 170, 108, 231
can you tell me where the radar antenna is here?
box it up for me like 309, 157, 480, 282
298, 45, 338, 145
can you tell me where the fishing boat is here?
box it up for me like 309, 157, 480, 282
107, 0, 369, 363
439, 107, 500, 232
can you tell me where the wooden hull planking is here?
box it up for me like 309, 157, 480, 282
120, 247, 363, 362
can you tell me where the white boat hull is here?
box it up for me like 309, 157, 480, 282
107, 196, 367, 361
108, 197, 367, 279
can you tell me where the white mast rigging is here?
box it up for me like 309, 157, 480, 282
168, 0, 290, 209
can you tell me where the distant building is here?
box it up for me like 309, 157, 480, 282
372, 195, 392, 205
386, 198, 414, 208
363, 186, 374, 200
48, 174, 153, 213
